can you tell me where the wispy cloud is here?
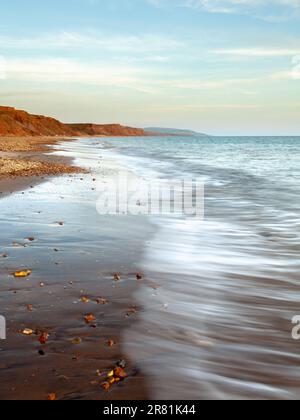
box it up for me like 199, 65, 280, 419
5, 58, 150, 91
0, 32, 183, 53
147, 0, 300, 20
4, 56, 293, 95
213, 48, 300, 57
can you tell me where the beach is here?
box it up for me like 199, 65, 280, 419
1, 0, 299, 403
0, 137, 152, 400
0, 137, 85, 197
1, 135, 300, 401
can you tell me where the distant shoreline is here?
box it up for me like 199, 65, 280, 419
0, 105, 205, 138
0, 105, 158, 138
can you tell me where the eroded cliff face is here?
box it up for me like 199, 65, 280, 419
0, 106, 76, 137
67, 123, 147, 137
0, 106, 149, 137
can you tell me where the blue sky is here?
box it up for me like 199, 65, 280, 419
0, 0, 300, 135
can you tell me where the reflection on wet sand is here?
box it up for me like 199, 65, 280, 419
0, 139, 152, 400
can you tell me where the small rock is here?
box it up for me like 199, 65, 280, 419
47, 393, 56, 401
116, 360, 127, 369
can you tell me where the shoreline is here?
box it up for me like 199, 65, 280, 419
0, 137, 86, 198
0, 133, 168, 198
0, 137, 151, 400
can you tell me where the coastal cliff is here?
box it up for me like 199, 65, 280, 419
68, 123, 147, 137
0, 106, 149, 137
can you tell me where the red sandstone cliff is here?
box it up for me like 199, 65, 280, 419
0, 106, 149, 137
68, 123, 147, 137
0, 106, 75, 137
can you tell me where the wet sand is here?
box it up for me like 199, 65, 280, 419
0, 138, 151, 400
0, 137, 84, 198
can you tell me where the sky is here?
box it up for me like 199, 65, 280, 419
0, 0, 300, 135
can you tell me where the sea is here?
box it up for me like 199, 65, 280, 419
97, 135, 300, 400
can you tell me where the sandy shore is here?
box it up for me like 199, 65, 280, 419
0, 137, 69, 153
0, 137, 85, 197
0, 137, 150, 400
